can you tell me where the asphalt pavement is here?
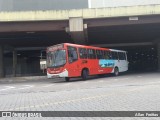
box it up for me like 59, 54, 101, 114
0, 72, 160, 120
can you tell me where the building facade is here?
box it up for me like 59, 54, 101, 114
89, 0, 160, 8
0, 0, 88, 11
0, 0, 160, 11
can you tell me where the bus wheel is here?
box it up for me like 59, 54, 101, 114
82, 69, 88, 80
114, 67, 119, 76
65, 77, 70, 82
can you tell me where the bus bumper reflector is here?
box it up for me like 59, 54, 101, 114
47, 69, 68, 78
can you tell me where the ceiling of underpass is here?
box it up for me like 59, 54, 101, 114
88, 23, 160, 72
88, 23, 160, 44
1, 21, 159, 73
0, 31, 71, 47
0, 22, 160, 48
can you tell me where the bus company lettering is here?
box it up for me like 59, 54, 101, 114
12, 112, 42, 117
99, 60, 115, 68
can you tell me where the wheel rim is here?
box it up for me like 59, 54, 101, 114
115, 68, 119, 76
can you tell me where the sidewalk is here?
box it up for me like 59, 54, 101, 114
0, 75, 47, 83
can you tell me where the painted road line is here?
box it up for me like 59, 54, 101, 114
42, 84, 55, 87
18, 85, 33, 90
0, 86, 15, 91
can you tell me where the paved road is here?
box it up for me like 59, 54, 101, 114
0, 72, 160, 120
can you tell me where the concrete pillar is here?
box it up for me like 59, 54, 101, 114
158, 43, 160, 71
0, 46, 4, 78
68, 17, 88, 45
13, 50, 17, 77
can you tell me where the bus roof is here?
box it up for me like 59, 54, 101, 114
48, 43, 126, 52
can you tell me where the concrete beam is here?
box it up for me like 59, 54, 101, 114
16, 47, 46, 51
1, 5, 160, 21
0, 21, 67, 32
0, 46, 5, 78
4, 45, 14, 51
69, 17, 88, 44
91, 42, 153, 47
85, 15, 160, 27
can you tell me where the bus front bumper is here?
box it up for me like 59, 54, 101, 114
47, 69, 68, 79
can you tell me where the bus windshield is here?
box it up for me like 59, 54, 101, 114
47, 49, 66, 68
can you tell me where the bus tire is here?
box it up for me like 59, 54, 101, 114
114, 67, 119, 76
82, 69, 88, 80
65, 77, 70, 82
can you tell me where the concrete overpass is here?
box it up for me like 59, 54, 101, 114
0, 5, 160, 77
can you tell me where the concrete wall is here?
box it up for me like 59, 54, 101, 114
89, 0, 160, 8
1, 5, 160, 22
0, 0, 88, 11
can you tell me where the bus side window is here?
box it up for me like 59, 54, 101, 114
92, 49, 96, 59
67, 46, 78, 63
96, 50, 98, 59
112, 51, 118, 60
104, 51, 109, 59
101, 50, 105, 59
116, 52, 119, 60
79, 48, 87, 59
96, 50, 100, 59
96, 50, 103, 59
87, 49, 96, 59
118, 52, 126, 60
123, 52, 127, 60
108, 51, 112, 59
118, 52, 122, 60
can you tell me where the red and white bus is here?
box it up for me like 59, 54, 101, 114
47, 43, 128, 81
